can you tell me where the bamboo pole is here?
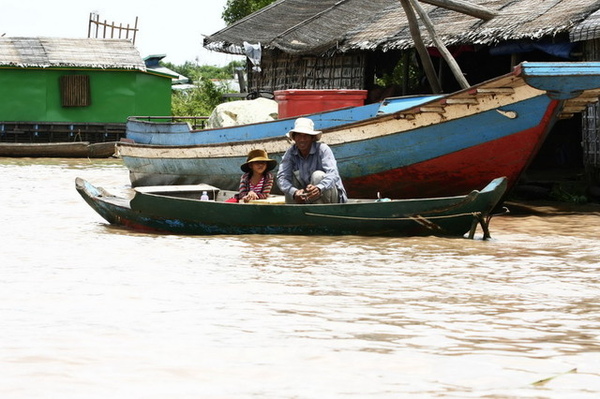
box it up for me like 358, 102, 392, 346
419, 0, 497, 20
399, 0, 441, 93
410, 0, 470, 89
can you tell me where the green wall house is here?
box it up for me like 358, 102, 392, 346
0, 37, 173, 143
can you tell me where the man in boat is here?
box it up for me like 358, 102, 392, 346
277, 117, 348, 204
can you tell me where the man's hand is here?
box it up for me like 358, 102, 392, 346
294, 185, 321, 203
305, 184, 321, 201
293, 189, 307, 203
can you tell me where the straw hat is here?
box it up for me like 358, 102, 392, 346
286, 117, 322, 141
241, 149, 277, 172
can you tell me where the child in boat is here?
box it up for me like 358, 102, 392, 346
236, 149, 277, 203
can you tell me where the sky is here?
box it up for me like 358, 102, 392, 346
1, 0, 244, 66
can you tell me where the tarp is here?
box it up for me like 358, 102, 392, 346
489, 42, 577, 60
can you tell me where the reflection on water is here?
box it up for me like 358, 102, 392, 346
1, 158, 600, 398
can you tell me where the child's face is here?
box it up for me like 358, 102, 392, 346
250, 161, 267, 174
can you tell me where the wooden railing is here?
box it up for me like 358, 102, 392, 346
0, 121, 126, 143
129, 116, 209, 130
88, 13, 138, 44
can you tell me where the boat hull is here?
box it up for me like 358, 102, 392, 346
0, 141, 116, 158
119, 94, 557, 198
75, 177, 508, 237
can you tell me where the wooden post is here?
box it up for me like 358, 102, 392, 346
419, 0, 497, 20
511, 53, 519, 69
87, 13, 93, 39
132, 17, 138, 44
410, 0, 470, 89
399, 0, 441, 93
402, 51, 410, 95
236, 69, 247, 93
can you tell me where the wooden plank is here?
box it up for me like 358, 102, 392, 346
443, 98, 479, 104
475, 88, 515, 95
419, 0, 497, 20
558, 113, 575, 119
419, 106, 445, 113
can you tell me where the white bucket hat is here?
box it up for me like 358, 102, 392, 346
286, 117, 322, 141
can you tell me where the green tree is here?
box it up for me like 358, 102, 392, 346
161, 61, 240, 83
171, 78, 228, 117
167, 61, 246, 117
222, 0, 277, 25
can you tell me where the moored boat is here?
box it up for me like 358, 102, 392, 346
125, 95, 438, 145
75, 176, 508, 238
117, 62, 600, 199
0, 141, 117, 158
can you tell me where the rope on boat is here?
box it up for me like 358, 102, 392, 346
304, 209, 506, 240
303, 211, 483, 221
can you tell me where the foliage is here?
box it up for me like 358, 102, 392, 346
222, 0, 277, 25
161, 60, 245, 83
171, 79, 228, 117
375, 52, 423, 93
165, 60, 245, 116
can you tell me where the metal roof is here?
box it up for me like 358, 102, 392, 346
0, 37, 146, 70
204, 0, 600, 56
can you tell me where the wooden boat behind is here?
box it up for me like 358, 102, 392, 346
75, 176, 508, 238
117, 62, 600, 199
0, 141, 116, 158
126, 95, 437, 145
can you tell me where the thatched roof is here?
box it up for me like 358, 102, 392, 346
204, 0, 600, 56
0, 37, 146, 70
571, 8, 600, 41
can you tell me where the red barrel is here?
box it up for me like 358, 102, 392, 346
274, 89, 368, 118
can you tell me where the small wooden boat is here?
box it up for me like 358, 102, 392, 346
0, 141, 116, 158
75, 176, 508, 238
116, 62, 600, 199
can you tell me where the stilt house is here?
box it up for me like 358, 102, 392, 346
204, 0, 600, 192
0, 37, 174, 143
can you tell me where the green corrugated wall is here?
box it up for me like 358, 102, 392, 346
0, 68, 172, 122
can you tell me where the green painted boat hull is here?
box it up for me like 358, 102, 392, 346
76, 177, 507, 238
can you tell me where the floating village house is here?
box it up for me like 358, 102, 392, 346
143, 54, 191, 88
204, 0, 600, 187
0, 37, 174, 143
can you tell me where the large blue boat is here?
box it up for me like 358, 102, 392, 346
117, 62, 600, 199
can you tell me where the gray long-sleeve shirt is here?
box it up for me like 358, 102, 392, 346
276, 142, 348, 202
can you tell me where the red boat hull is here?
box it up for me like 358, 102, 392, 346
345, 107, 555, 199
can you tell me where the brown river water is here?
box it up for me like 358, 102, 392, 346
1, 158, 600, 398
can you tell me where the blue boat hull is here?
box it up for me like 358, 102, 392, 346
126, 96, 439, 145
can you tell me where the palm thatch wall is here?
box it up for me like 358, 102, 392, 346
251, 52, 366, 91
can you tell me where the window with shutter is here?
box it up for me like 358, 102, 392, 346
60, 75, 91, 107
